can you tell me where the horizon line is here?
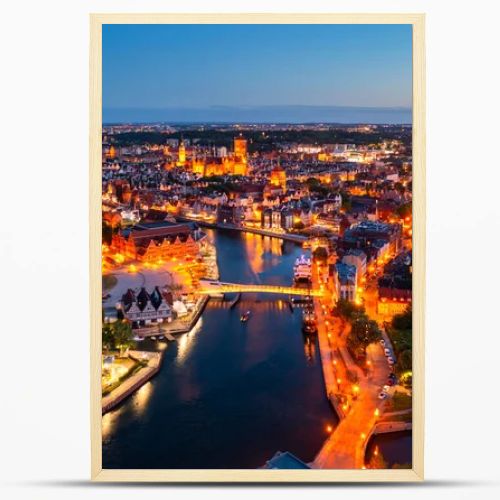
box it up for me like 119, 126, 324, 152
103, 105, 412, 126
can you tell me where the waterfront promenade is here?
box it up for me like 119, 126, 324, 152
310, 259, 395, 469
313, 340, 391, 468
102, 350, 162, 415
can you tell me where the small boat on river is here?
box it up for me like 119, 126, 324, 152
240, 310, 251, 322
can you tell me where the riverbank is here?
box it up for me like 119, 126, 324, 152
102, 228, 333, 469
163, 295, 209, 335
176, 216, 307, 243
102, 350, 163, 415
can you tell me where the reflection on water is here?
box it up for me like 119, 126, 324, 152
102, 229, 335, 469
176, 317, 203, 366
242, 232, 284, 278
303, 334, 317, 365
132, 381, 154, 417
366, 431, 412, 468
102, 408, 120, 439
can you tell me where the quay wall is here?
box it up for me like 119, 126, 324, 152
176, 217, 307, 243
102, 351, 163, 415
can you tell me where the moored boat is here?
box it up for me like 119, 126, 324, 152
293, 254, 312, 284
302, 308, 317, 334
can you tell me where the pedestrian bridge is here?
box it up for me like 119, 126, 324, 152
197, 279, 324, 297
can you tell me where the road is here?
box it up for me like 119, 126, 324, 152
313, 341, 390, 468
311, 259, 392, 469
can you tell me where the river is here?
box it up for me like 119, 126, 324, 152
102, 229, 336, 469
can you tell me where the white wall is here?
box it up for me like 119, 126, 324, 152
1, 1, 499, 499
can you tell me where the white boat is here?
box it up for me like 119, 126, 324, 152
294, 254, 312, 283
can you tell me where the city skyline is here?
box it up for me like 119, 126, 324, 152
103, 24, 412, 123
100, 21, 414, 473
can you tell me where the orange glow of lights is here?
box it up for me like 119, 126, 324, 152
361, 433, 366, 440
352, 385, 360, 394
128, 264, 137, 273
374, 408, 380, 417
326, 425, 333, 433
113, 253, 125, 264
337, 378, 342, 384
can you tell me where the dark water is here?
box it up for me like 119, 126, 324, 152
366, 431, 412, 468
102, 229, 336, 469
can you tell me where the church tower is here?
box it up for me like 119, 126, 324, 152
177, 140, 186, 167
270, 158, 286, 191
234, 136, 247, 159
233, 136, 248, 175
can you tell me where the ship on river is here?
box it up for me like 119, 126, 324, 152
293, 254, 312, 284
302, 307, 317, 335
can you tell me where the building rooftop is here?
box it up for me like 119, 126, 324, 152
263, 451, 311, 470
336, 262, 357, 285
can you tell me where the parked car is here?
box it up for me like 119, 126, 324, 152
384, 348, 391, 356
383, 385, 390, 392
387, 356, 395, 365
386, 379, 394, 386
380, 339, 386, 346
378, 392, 388, 400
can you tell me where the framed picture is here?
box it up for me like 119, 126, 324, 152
90, 13, 425, 482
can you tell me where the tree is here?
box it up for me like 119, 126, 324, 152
336, 299, 363, 320
396, 202, 412, 219
102, 323, 115, 351
102, 320, 133, 356
306, 177, 320, 190
392, 306, 412, 330
113, 320, 134, 356
396, 349, 412, 374
349, 317, 381, 354
312, 246, 328, 263
102, 223, 113, 245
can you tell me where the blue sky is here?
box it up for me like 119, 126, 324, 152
103, 24, 412, 122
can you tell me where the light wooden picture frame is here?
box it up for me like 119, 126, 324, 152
90, 13, 425, 482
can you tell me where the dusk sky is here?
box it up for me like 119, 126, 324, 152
103, 24, 412, 123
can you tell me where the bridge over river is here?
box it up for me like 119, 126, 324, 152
197, 279, 324, 297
